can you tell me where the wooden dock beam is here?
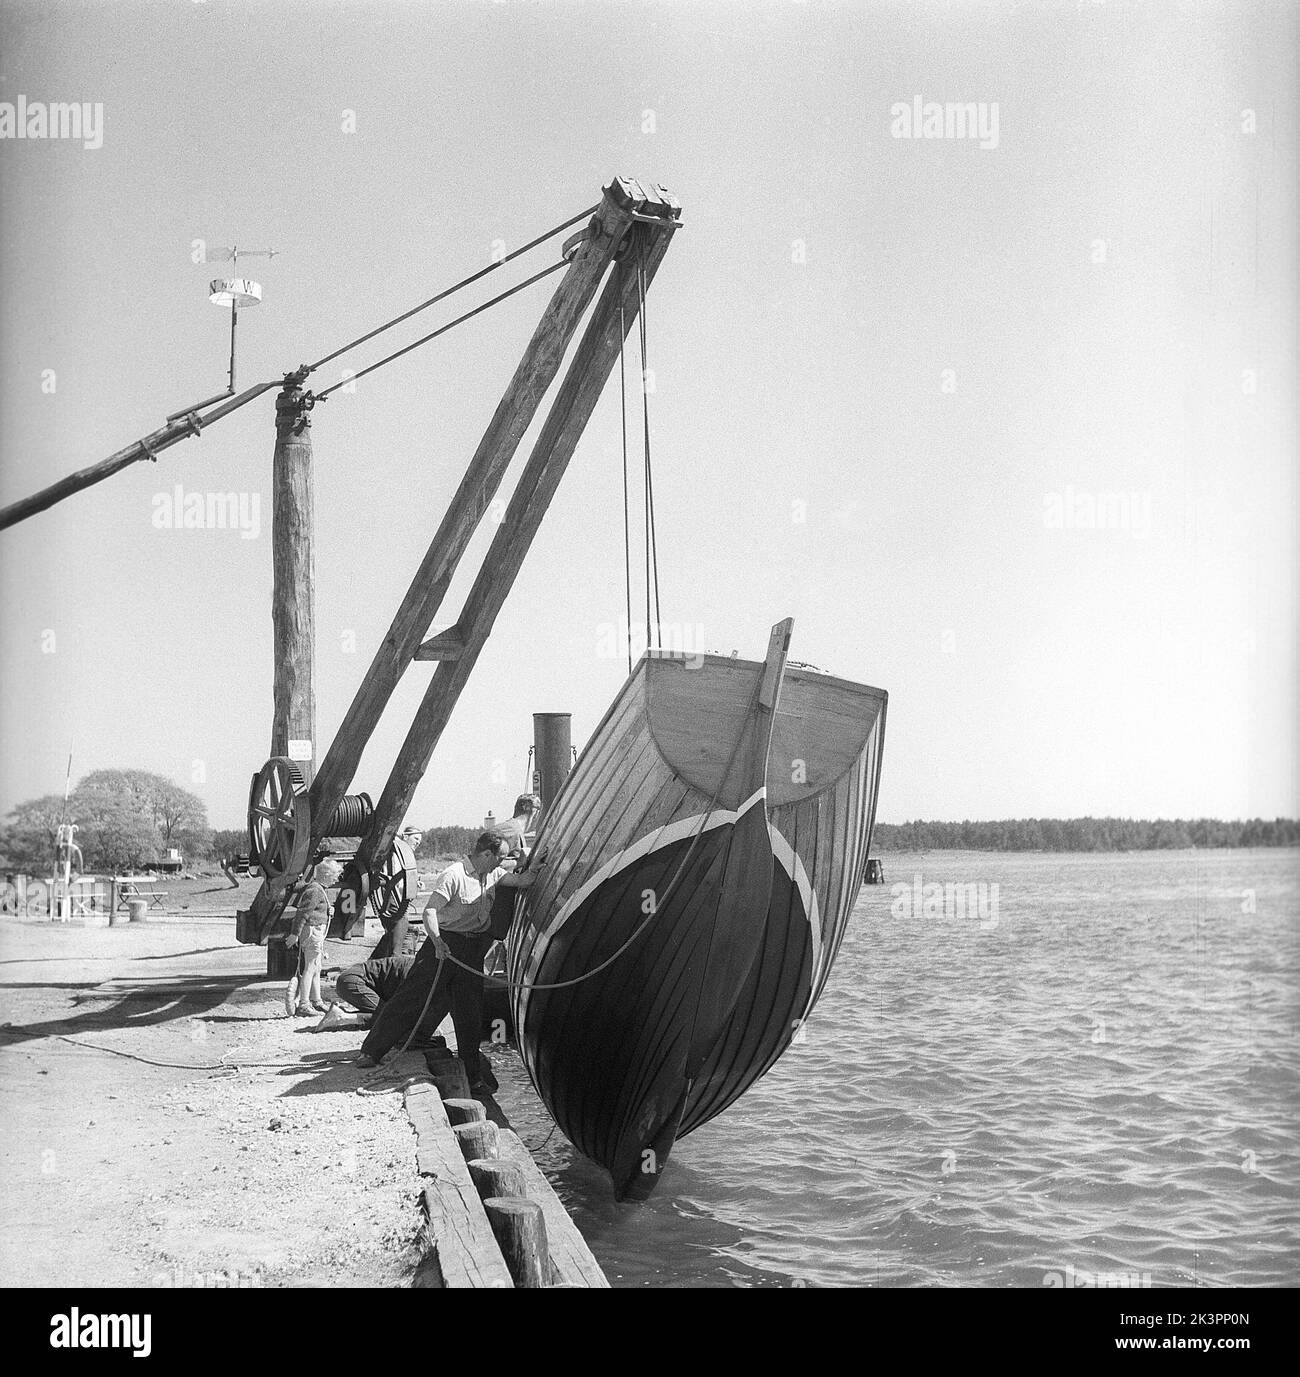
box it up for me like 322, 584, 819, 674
403, 1070, 607, 1288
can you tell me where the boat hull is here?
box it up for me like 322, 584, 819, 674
510, 647, 886, 1197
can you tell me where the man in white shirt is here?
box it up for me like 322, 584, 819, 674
355, 832, 530, 1087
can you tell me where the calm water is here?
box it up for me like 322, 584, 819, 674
495, 848, 1299, 1287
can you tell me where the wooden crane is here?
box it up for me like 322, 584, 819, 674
237, 177, 682, 951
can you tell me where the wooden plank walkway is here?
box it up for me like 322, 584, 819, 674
405, 1079, 514, 1288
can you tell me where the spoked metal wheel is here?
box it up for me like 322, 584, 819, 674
370, 837, 417, 921
247, 757, 312, 884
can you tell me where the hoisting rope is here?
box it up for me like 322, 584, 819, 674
618, 300, 634, 676
638, 233, 663, 644
304, 203, 599, 375
615, 228, 664, 664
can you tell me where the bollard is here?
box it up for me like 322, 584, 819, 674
452, 1119, 498, 1162
467, 1159, 527, 1201
443, 1098, 487, 1126
484, 1198, 550, 1288
431, 1065, 473, 1100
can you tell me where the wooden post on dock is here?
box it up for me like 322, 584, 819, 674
467, 1159, 527, 1200
484, 1199, 550, 1288
444, 1098, 487, 1126
454, 1120, 499, 1162
264, 375, 317, 978
404, 1073, 607, 1287
426, 1049, 474, 1100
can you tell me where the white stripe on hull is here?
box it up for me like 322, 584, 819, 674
768, 821, 823, 975
519, 787, 768, 1027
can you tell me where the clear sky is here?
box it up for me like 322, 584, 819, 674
0, 0, 1295, 831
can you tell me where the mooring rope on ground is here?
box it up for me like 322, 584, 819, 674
0, 1027, 356, 1073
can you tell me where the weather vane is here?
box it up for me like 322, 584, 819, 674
207, 245, 278, 393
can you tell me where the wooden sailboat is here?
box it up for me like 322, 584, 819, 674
508, 619, 887, 1199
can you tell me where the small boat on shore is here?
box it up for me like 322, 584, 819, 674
509, 619, 887, 1199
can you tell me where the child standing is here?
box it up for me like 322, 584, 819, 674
284, 859, 339, 1017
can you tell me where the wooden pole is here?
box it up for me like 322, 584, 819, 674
264, 377, 317, 976
356, 205, 679, 869
270, 379, 317, 785
453, 1120, 499, 1162
0, 381, 278, 531
483, 1198, 550, 1288
467, 1159, 527, 1200
533, 713, 572, 812
430, 1063, 473, 1101
443, 1098, 487, 1126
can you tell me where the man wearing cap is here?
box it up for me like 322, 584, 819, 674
486, 793, 541, 939
354, 832, 530, 1090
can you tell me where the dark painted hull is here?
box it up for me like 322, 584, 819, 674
517, 792, 772, 1198
510, 642, 886, 1198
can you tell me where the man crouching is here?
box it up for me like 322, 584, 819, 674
352, 832, 533, 1092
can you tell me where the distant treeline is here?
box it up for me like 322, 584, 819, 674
873, 817, 1300, 852
210, 824, 486, 866
413, 826, 481, 859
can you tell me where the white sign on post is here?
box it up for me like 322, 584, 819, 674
288, 739, 313, 761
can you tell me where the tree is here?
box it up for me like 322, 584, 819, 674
74, 769, 211, 864
67, 783, 158, 871
413, 825, 477, 860
0, 795, 67, 872
209, 828, 248, 863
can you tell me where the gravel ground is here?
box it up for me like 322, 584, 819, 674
0, 901, 434, 1288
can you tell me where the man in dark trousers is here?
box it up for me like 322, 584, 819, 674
354, 833, 531, 1090
332, 954, 415, 1022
